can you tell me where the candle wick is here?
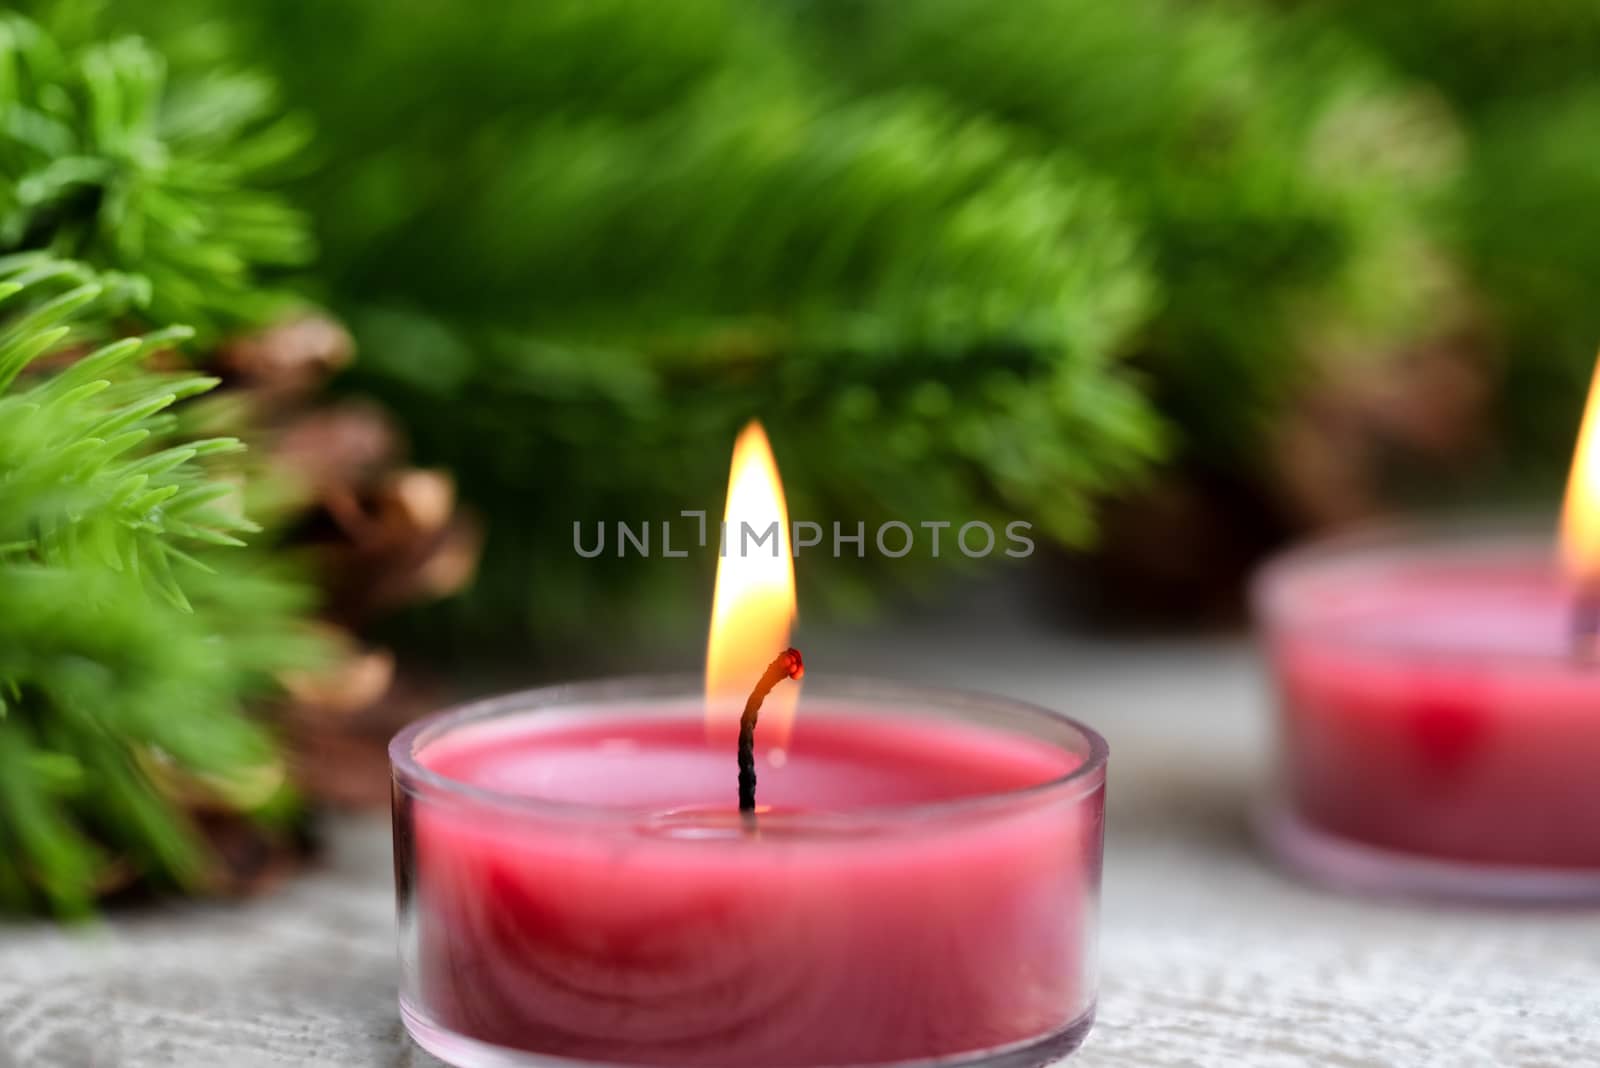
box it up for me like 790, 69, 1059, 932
739, 647, 805, 819
1575, 587, 1600, 666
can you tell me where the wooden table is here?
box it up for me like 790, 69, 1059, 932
4, 624, 1597, 1067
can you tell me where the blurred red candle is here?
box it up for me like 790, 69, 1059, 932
391, 423, 1107, 1067
1256, 357, 1600, 899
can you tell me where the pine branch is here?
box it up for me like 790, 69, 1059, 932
98, 0, 1164, 647
792, 0, 1458, 470
0, 13, 314, 340
0, 259, 320, 915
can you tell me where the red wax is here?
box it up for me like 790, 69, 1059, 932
395, 708, 1102, 1066
1263, 541, 1600, 868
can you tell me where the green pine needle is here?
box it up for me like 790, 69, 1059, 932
0, 12, 314, 340
0, 257, 322, 916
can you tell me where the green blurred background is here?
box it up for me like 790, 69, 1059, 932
3, 0, 1599, 911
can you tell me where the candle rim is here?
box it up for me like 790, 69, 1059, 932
1252, 514, 1599, 666
390, 673, 1108, 828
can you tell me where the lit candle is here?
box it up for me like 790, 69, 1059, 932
1255, 355, 1600, 900
390, 422, 1108, 1067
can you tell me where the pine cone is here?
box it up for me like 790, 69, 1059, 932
206, 312, 483, 812
216, 314, 354, 404
1273, 325, 1494, 529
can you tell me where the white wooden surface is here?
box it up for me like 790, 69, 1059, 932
3, 624, 1598, 1067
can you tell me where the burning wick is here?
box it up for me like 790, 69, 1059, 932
739, 647, 805, 816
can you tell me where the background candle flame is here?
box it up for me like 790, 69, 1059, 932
706, 421, 799, 744
1560, 354, 1600, 583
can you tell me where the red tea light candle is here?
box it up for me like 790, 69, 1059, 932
392, 680, 1105, 1068
1254, 359, 1600, 901
391, 424, 1108, 1067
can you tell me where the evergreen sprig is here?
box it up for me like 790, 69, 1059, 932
60, 0, 1461, 644
0, 258, 317, 917
111, 0, 1163, 647
793, 0, 1458, 473
0, 13, 313, 340
0, 15, 330, 915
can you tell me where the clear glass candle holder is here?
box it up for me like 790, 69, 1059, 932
1254, 522, 1600, 901
390, 676, 1107, 1068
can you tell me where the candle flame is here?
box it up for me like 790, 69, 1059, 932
1561, 353, 1600, 583
706, 421, 799, 743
